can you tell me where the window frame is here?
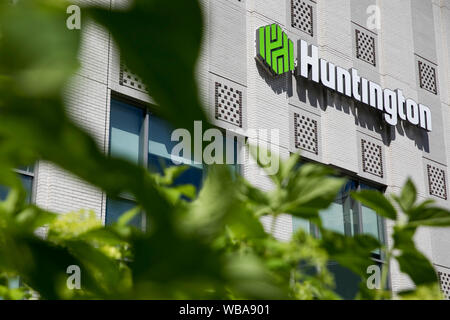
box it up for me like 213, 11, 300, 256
0, 166, 37, 293
291, 158, 391, 293
11, 166, 37, 204
291, 158, 388, 257
107, 94, 243, 229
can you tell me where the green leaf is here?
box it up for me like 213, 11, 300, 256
0, 0, 80, 96
393, 226, 438, 286
0, 189, 22, 217
117, 206, 141, 227
0, 285, 26, 300
397, 283, 443, 300
87, 0, 208, 132
351, 190, 397, 220
396, 249, 437, 286
173, 184, 197, 200
157, 183, 197, 204
281, 177, 346, 219
130, 232, 225, 299
394, 178, 417, 213
154, 165, 189, 186
320, 230, 381, 277
239, 179, 271, 205
63, 240, 126, 297
0, 234, 90, 299
407, 200, 450, 227
15, 206, 57, 233
79, 228, 126, 247
408, 215, 450, 227
247, 143, 281, 184
276, 152, 300, 185
224, 253, 289, 299
356, 280, 390, 300
47, 211, 102, 241
180, 165, 238, 238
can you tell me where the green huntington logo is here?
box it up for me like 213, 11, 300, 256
256, 24, 295, 75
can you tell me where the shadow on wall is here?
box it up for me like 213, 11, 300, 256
323, 90, 429, 152
256, 60, 288, 95
322, 90, 392, 146
322, 89, 430, 153
396, 120, 430, 152
287, 75, 322, 111
257, 63, 430, 152
315, 82, 429, 151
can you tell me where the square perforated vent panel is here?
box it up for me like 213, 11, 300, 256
356, 29, 376, 66
294, 113, 318, 155
427, 164, 447, 200
361, 139, 383, 178
215, 82, 243, 128
418, 61, 437, 95
438, 271, 450, 300
291, 0, 313, 37
119, 63, 147, 92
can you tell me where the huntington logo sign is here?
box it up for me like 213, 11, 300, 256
255, 24, 433, 132
256, 24, 295, 75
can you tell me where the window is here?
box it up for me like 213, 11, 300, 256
105, 197, 142, 229
291, 0, 314, 37
293, 177, 385, 246
360, 183, 386, 245
292, 174, 387, 299
0, 166, 34, 203
0, 276, 21, 300
355, 28, 376, 66
438, 271, 450, 300
107, 98, 240, 228
0, 166, 34, 298
319, 180, 359, 236
109, 100, 144, 165
147, 115, 204, 191
119, 62, 147, 93
418, 60, 437, 95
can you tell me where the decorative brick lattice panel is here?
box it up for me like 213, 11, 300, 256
418, 61, 437, 95
356, 29, 376, 66
215, 82, 243, 128
361, 139, 383, 178
291, 0, 313, 37
427, 164, 447, 200
294, 113, 318, 155
438, 272, 450, 300
119, 63, 147, 92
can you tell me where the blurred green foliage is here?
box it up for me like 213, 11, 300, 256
0, 0, 448, 300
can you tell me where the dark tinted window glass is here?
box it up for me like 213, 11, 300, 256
110, 100, 144, 164
0, 174, 33, 203
319, 180, 358, 236
328, 262, 361, 300
148, 116, 204, 192
106, 198, 142, 229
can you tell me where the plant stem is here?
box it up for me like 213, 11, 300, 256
376, 249, 392, 300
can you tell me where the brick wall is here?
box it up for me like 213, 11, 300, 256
33, 0, 450, 295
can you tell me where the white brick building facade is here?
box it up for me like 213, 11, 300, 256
31, 0, 450, 297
